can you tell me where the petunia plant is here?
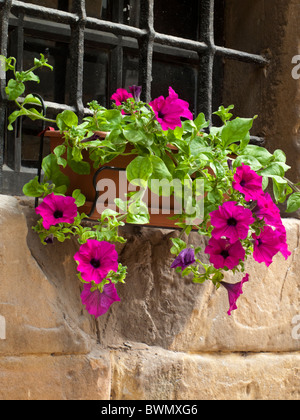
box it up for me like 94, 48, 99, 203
2, 54, 300, 318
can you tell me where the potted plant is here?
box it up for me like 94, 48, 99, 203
2, 54, 300, 318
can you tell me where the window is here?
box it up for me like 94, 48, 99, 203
0, 0, 267, 195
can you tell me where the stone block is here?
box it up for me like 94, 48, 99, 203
0, 349, 111, 400
110, 345, 300, 400
0, 195, 95, 356
97, 219, 300, 353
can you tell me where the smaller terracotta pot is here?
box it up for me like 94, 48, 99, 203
46, 130, 199, 230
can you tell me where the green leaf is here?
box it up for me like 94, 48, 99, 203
6, 79, 25, 100
286, 192, 300, 213
221, 117, 255, 148
126, 156, 153, 187
244, 145, 273, 166
127, 199, 150, 225
194, 113, 210, 130
258, 163, 285, 178
233, 155, 262, 171
27, 108, 45, 121
72, 189, 86, 207
103, 109, 122, 125
150, 156, 172, 179
7, 109, 28, 130
22, 94, 42, 106
56, 110, 78, 132
34, 53, 53, 70
42, 154, 70, 188
22, 176, 45, 197
213, 105, 234, 123
273, 149, 286, 163
123, 127, 153, 147
53, 145, 67, 167
170, 237, 187, 255
16, 70, 40, 83
67, 147, 90, 175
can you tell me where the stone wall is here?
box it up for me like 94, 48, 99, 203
0, 194, 299, 400
1, 0, 300, 401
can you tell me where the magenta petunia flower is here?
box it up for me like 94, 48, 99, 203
149, 87, 193, 131
233, 163, 263, 202
210, 201, 255, 244
35, 193, 77, 230
111, 88, 133, 105
171, 248, 195, 270
253, 192, 282, 228
275, 224, 291, 260
221, 273, 249, 316
81, 281, 121, 318
111, 88, 133, 115
74, 239, 119, 284
252, 225, 282, 267
205, 237, 245, 270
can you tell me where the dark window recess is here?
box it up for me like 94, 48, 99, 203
154, 0, 200, 41
0, 0, 268, 195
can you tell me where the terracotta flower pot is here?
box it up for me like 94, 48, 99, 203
46, 130, 198, 230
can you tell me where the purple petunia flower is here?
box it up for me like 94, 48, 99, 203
35, 193, 77, 230
221, 273, 249, 316
233, 163, 263, 202
252, 225, 282, 267
210, 201, 255, 244
205, 237, 245, 270
171, 248, 196, 271
74, 239, 119, 284
149, 87, 193, 131
81, 281, 121, 318
129, 85, 142, 102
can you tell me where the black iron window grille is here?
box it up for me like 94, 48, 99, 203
0, 0, 268, 195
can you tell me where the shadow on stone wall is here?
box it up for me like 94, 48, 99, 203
21, 199, 210, 350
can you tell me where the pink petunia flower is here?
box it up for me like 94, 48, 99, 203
252, 225, 282, 267
171, 248, 195, 270
74, 239, 119, 284
275, 224, 291, 260
233, 163, 263, 202
210, 201, 255, 244
111, 88, 133, 114
35, 193, 77, 230
149, 87, 193, 131
253, 192, 282, 228
81, 281, 120, 318
221, 273, 249, 316
205, 237, 245, 270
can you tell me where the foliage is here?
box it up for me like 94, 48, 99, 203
2, 54, 300, 318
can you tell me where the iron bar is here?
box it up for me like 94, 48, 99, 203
10, 0, 78, 25
138, 0, 155, 103
0, 0, 269, 195
0, 0, 12, 192
69, 0, 86, 119
197, 0, 216, 121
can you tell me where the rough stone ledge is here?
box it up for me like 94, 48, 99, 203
0, 344, 299, 400
109, 345, 300, 400
0, 348, 111, 400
